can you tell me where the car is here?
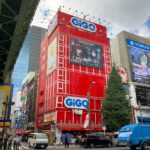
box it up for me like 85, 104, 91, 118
28, 133, 48, 149
80, 134, 113, 148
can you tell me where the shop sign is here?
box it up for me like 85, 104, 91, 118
44, 112, 56, 123
64, 97, 88, 109
70, 17, 96, 32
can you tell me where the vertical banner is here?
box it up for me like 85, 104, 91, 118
47, 37, 57, 75
83, 113, 89, 128
0, 84, 13, 127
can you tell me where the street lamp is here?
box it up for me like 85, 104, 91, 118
87, 81, 95, 134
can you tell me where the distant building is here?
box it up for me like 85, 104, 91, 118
36, 11, 111, 144
12, 25, 47, 95
11, 25, 47, 132
111, 31, 150, 123
11, 90, 22, 132
21, 72, 38, 130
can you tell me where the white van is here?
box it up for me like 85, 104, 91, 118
28, 133, 48, 149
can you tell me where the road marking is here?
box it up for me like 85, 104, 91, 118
21, 145, 30, 149
11, 146, 22, 150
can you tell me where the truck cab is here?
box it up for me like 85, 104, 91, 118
118, 124, 150, 150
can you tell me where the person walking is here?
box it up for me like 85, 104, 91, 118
8, 135, 13, 150
15, 135, 21, 150
3, 134, 8, 150
62, 133, 70, 149
13, 135, 17, 150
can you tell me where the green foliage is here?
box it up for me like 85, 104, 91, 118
102, 66, 131, 132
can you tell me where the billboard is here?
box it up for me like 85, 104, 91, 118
70, 38, 102, 68
0, 84, 13, 127
47, 37, 57, 74
127, 39, 150, 83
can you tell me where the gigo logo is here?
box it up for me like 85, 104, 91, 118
64, 97, 88, 109
70, 17, 96, 32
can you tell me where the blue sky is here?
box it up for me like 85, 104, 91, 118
32, 0, 150, 39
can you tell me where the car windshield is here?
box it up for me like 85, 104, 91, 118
36, 134, 47, 139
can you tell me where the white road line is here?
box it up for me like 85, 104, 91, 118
11, 146, 22, 150
21, 145, 30, 149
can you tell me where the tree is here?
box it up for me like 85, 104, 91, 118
102, 66, 131, 132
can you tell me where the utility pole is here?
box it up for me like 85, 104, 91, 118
2, 96, 9, 141
87, 81, 95, 134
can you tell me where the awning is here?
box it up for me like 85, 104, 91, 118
23, 130, 33, 134
58, 124, 102, 131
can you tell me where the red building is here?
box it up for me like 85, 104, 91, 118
36, 11, 111, 142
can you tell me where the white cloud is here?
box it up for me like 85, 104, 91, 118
32, 0, 150, 38
136, 25, 150, 38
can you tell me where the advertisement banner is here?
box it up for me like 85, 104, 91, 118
127, 39, 150, 83
70, 38, 102, 68
117, 67, 128, 83
0, 84, 13, 127
47, 37, 57, 74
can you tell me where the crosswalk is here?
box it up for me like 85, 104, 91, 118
9, 145, 30, 150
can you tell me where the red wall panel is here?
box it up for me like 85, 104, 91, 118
36, 11, 111, 130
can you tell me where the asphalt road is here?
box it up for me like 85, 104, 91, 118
6, 142, 136, 150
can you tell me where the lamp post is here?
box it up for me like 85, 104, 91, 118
87, 81, 95, 134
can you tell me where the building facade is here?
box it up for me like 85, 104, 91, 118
36, 11, 111, 143
11, 25, 47, 133
111, 31, 150, 123
12, 25, 47, 96
18, 72, 38, 131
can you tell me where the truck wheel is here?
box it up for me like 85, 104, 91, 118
141, 142, 149, 150
130, 146, 136, 150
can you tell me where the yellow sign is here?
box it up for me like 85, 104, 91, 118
0, 121, 11, 127
0, 84, 13, 127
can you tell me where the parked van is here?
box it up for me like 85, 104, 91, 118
118, 124, 150, 150
28, 133, 48, 149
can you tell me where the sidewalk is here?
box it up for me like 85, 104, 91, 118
48, 144, 80, 149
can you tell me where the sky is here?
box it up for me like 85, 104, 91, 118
32, 0, 150, 39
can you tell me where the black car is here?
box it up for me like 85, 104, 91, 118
80, 134, 113, 148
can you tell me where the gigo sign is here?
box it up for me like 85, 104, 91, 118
64, 97, 88, 109
70, 17, 96, 32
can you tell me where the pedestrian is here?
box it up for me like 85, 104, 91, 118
15, 135, 21, 150
62, 133, 70, 148
8, 135, 13, 150
13, 135, 17, 150
3, 133, 8, 150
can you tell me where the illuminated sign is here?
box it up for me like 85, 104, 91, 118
70, 17, 96, 32
64, 97, 88, 109
70, 38, 102, 68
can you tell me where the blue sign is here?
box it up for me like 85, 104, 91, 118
126, 39, 150, 51
64, 97, 88, 109
70, 17, 96, 32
